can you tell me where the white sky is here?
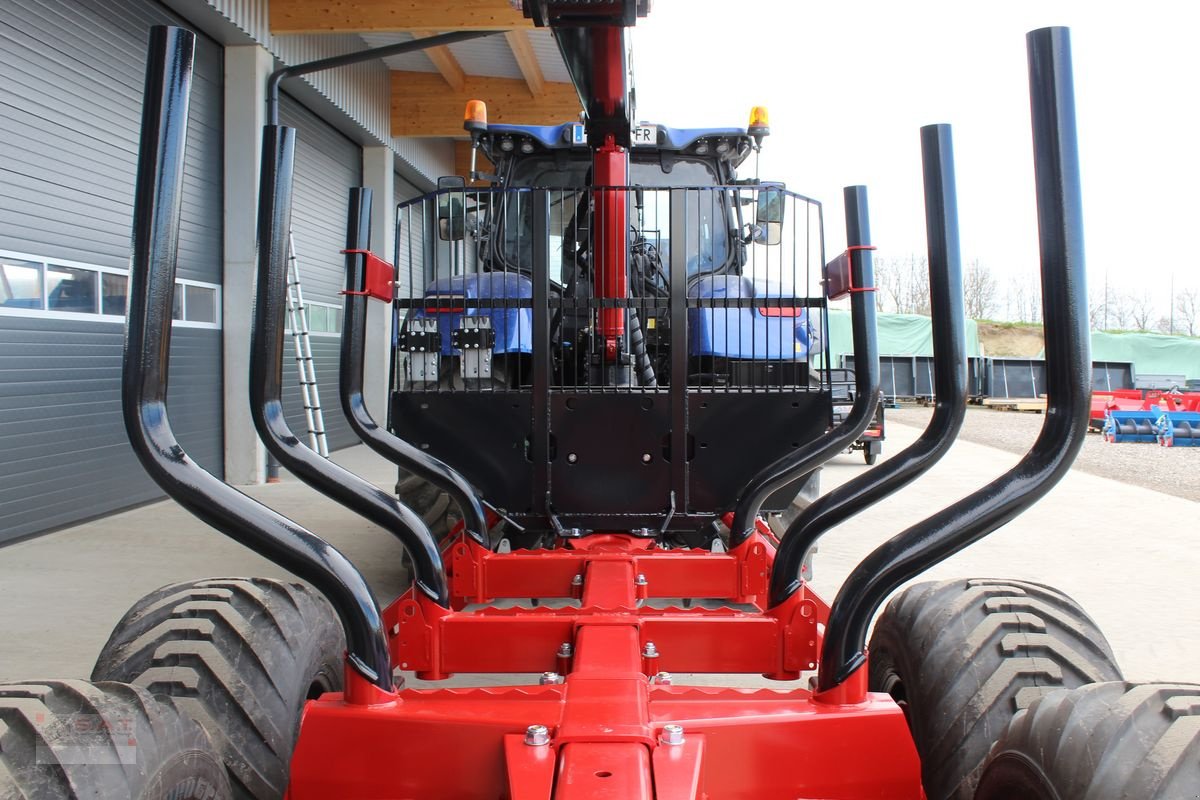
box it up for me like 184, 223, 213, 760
631, 1, 1200, 318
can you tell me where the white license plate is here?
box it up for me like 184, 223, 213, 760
632, 125, 657, 146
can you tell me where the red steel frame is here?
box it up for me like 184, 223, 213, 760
286, 520, 922, 799
287, 20, 920, 797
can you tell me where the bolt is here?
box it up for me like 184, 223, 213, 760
539, 672, 561, 685
567, 453, 578, 464
635, 573, 648, 586
571, 574, 584, 586
654, 671, 673, 685
642, 641, 659, 658
558, 642, 573, 658
660, 724, 684, 745
524, 724, 551, 746
641, 453, 652, 463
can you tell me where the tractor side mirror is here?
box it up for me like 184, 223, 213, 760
754, 186, 785, 246
437, 176, 468, 242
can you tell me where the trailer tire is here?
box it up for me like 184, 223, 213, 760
91, 578, 344, 800
974, 681, 1200, 799
0, 679, 230, 800
867, 578, 1122, 800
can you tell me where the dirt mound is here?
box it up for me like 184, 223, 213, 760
977, 321, 1044, 357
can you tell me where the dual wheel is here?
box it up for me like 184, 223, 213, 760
871, 578, 1200, 799
0, 578, 344, 800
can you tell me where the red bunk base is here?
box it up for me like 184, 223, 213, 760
287, 522, 922, 799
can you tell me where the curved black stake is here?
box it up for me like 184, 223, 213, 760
818, 27, 1090, 692
340, 188, 490, 544
729, 186, 881, 545
251, 126, 451, 608
123, 27, 391, 690
769, 124, 967, 607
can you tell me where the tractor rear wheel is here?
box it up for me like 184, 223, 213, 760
0, 679, 230, 799
867, 578, 1122, 800
974, 681, 1200, 799
396, 471, 458, 542
91, 578, 344, 800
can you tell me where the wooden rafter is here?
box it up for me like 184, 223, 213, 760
411, 31, 466, 93
504, 30, 545, 97
392, 71, 580, 137
270, 0, 531, 34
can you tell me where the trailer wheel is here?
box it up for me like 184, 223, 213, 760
92, 578, 344, 800
863, 448, 878, 465
867, 578, 1122, 800
974, 681, 1200, 799
0, 679, 230, 799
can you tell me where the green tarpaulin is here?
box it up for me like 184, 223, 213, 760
1082, 331, 1200, 380
822, 310, 981, 367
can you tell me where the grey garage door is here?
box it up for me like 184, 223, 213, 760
0, 0, 223, 543
278, 94, 362, 452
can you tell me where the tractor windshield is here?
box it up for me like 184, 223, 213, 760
496, 154, 731, 282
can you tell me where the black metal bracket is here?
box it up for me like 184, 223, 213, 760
398, 329, 440, 353
451, 326, 496, 351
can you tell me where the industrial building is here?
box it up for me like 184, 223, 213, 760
0, 0, 574, 542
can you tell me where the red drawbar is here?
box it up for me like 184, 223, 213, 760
340, 249, 395, 302
288, 527, 922, 797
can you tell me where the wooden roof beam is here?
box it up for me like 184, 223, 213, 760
411, 31, 466, 93
505, 30, 545, 97
270, 0, 531, 34
392, 71, 580, 137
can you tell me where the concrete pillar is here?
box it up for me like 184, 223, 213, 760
361, 147, 395, 417
222, 45, 273, 485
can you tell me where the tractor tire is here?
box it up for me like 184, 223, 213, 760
974, 681, 1200, 800
0, 679, 230, 800
91, 578, 345, 800
396, 471, 458, 542
867, 578, 1123, 800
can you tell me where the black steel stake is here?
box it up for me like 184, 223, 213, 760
339, 187, 491, 544
250, 125, 451, 608
123, 26, 392, 690
817, 26, 1091, 693
768, 124, 967, 607
728, 186, 881, 545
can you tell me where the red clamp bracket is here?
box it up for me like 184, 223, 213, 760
824, 245, 878, 301
843, 245, 878, 294
340, 249, 395, 303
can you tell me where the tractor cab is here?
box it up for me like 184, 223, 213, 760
390, 101, 833, 541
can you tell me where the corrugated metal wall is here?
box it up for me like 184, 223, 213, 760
204, 0, 453, 182
0, 0, 223, 543
279, 94, 362, 451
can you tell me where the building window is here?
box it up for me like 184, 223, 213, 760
285, 301, 342, 336
0, 251, 221, 328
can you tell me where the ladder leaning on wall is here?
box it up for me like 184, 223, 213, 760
285, 230, 330, 457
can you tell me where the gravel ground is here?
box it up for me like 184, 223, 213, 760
888, 404, 1200, 502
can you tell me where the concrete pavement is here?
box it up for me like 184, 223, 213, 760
0, 421, 1196, 685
